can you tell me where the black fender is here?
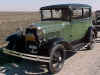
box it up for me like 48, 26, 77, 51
38, 37, 73, 57
47, 38, 64, 46
83, 26, 97, 42
93, 26, 97, 38
47, 37, 73, 52
38, 38, 66, 56
87, 26, 97, 38
87, 26, 94, 37
6, 32, 25, 49
6, 32, 22, 42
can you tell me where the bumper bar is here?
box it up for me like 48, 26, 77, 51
2, 48, 50, 63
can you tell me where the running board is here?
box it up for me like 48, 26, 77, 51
2, 48, 50, 63
73, 43, 90, 52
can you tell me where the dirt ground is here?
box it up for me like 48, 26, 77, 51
56, 32, 100, 75
0, 32, 100, 75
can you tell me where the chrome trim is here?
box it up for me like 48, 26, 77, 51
2, 48, 50, 63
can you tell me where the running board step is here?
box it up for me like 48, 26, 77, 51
73, 43, 90, 52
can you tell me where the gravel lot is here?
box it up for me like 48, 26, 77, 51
0, 32, 100, 75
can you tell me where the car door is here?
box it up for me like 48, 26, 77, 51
63, 22, 72, 42
71, 7, 84, 41
81, 8, 91, 36
62, 8, 72, 42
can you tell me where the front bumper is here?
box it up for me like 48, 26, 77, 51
2, 48, 50, 63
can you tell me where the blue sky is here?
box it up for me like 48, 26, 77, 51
0, 0, 99, 11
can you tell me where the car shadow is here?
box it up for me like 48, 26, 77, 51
64, 51, 76, 59
1, 38, 100, 75
1, 36, 100, 75
0, 50, 75, 75
0, 56, 50, 75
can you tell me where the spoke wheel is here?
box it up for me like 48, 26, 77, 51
48, 44, 65, 74
86, 31, 96, 50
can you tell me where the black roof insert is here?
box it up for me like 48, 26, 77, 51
40, 3, 91, 10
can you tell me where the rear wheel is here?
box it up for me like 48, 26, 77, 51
86, 31, 96, 50
47, 44, 65, 74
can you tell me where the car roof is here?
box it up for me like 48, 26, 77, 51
40, 3, 91, 10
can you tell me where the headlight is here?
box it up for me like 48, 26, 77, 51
37, 27, 45, 40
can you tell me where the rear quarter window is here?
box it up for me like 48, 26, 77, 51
72, 7, 90, 19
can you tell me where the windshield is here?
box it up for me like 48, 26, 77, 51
41, 8, 70, 21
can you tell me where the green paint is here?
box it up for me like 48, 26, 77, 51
34, 18, 91, 42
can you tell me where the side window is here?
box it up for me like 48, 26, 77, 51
72, 8, 82, 19
83, 8, 90, 18
42, 10, 51, 19
52, 9, 62, 18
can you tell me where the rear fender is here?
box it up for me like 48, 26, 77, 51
87, 26, 96, 38
83, 26, 97, 42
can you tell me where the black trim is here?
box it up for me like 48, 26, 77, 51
47, 38, 64, 46
40, 4, 91, 10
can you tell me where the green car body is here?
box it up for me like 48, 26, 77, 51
36, 19, 92, 42
4, 4, 97, 74
35, 4, 92, 43
35, 21, 71, 41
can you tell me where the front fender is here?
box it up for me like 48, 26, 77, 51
47, 38, 64, 47
46, 37, 73, 50
6, 32, 22, 42
38, 38, 64, 56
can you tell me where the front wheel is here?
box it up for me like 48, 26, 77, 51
47, 44, 65, 74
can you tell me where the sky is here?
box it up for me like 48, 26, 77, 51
0, 0, 99, 11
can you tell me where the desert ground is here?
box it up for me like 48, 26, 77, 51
0, 12, 100, 75
0, 12, 40, 41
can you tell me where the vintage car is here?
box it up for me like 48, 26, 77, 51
2, 4, 97, 74
94, 17, 100, 31
96, 17, 100, 24
92, 10, 100, 31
